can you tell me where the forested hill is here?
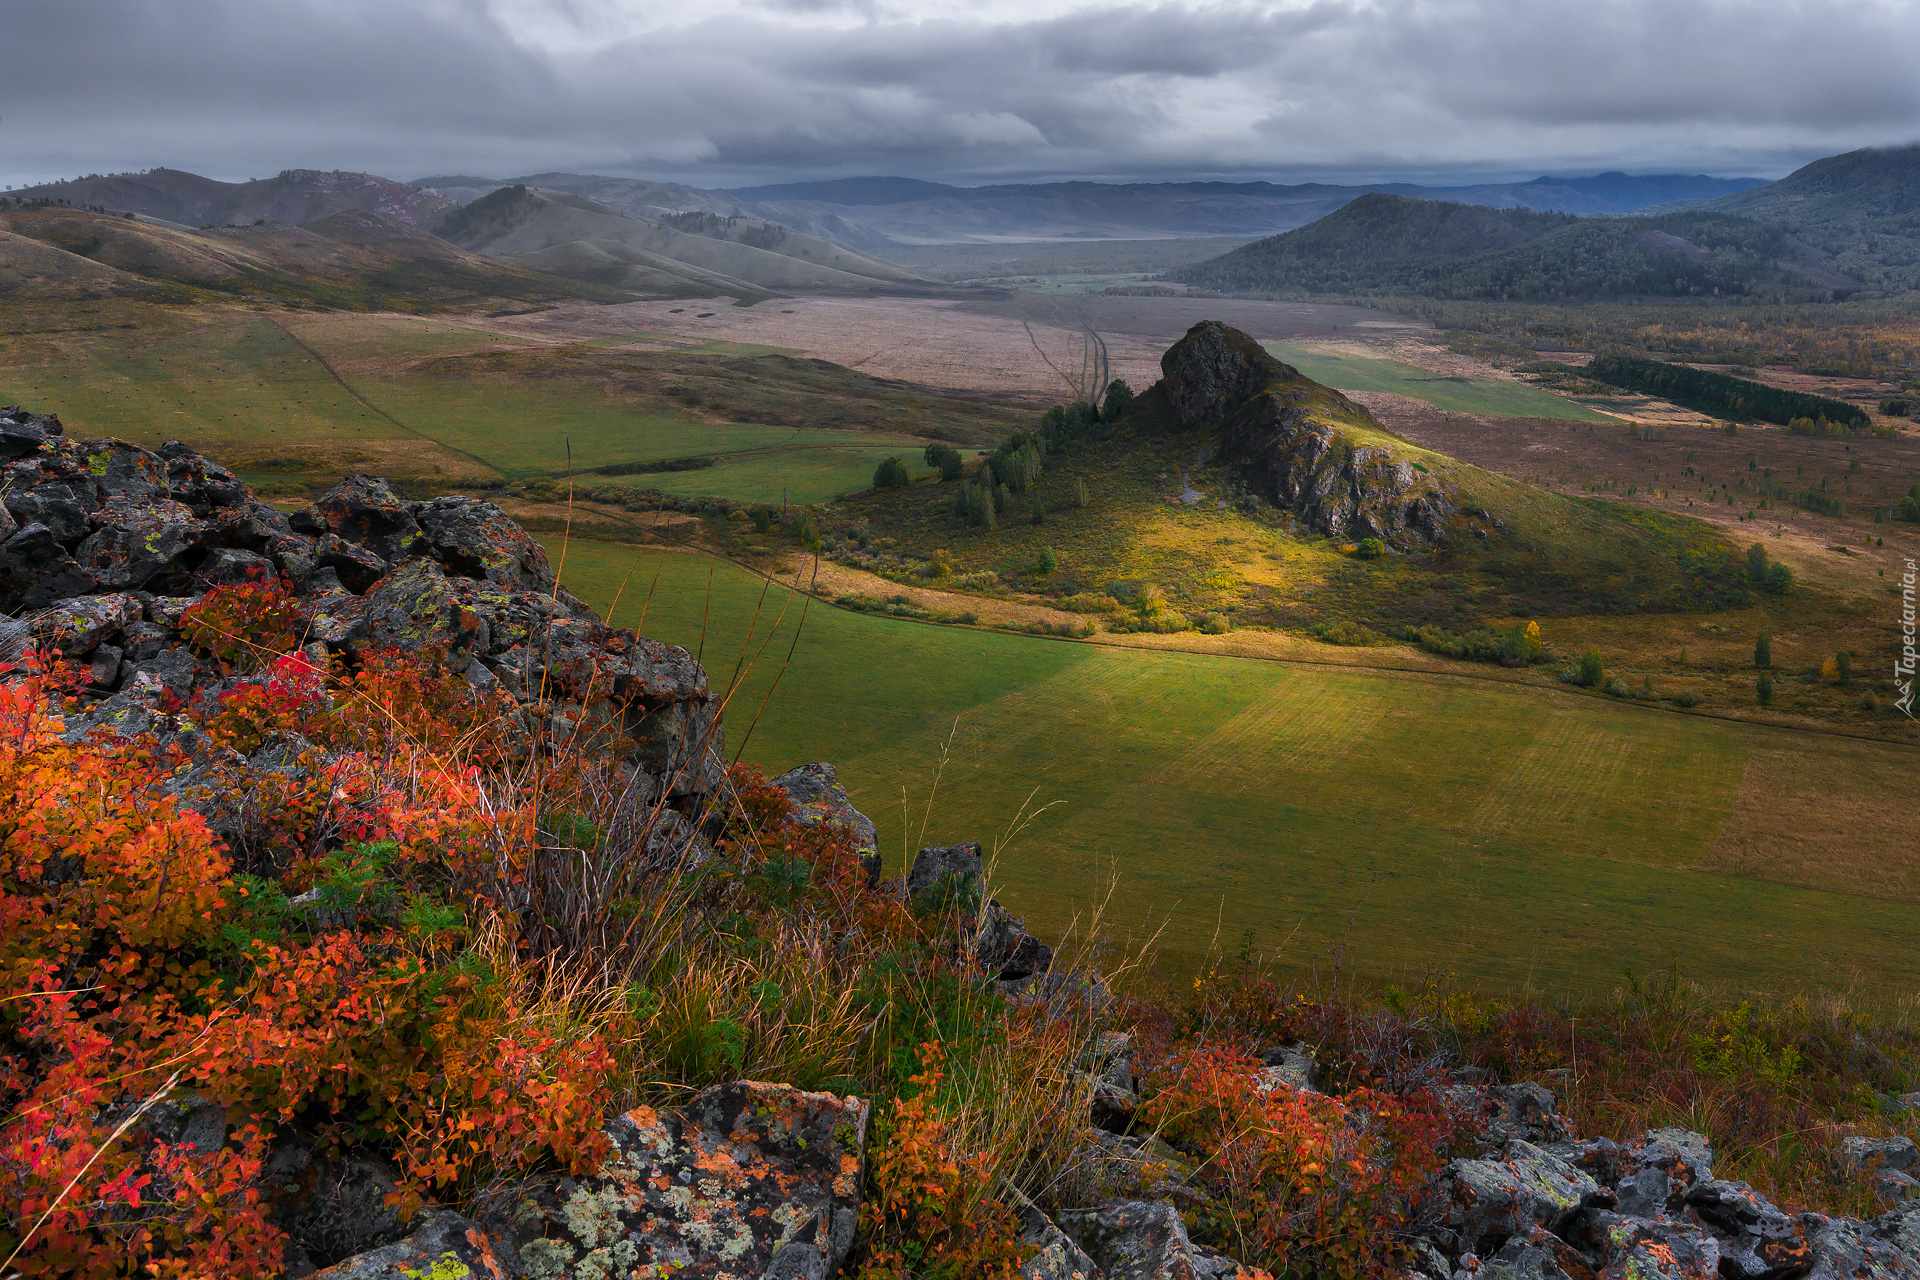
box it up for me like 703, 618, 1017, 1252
1172, 195, 1854, 302
1699, 145, 1920, 291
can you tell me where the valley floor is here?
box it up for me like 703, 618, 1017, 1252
546, 537, 1920, 1005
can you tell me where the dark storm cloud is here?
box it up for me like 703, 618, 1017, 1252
6, 0, 1917, 189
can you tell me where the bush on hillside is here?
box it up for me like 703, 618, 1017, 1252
924, 442, 965, 480
874, 456, 912, 488
1577, 647, 1605, 687
1101, 378, 1135, 420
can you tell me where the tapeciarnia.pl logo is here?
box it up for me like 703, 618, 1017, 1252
1899, 558, 1917, 718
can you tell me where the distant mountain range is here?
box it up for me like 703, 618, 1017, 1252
6, 148, 1913, 306
415, 171, 1763, 248
1172, 146, 1920, 300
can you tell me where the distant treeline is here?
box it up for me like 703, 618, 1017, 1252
1583, 355, 1870, 429
587, 456, 717, 476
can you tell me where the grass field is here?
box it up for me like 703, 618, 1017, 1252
0, 304, 956, 502
1268, 342, 1615, 422
547, 537, 1920, 1002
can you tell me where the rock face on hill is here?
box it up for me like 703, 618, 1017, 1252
0, 403, 724, 798
1160, 321, 1456, 548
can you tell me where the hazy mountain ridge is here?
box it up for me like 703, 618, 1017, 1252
0, 204, 615, 307
1175, 190, 1870, 301
413, 170, 1763, 247
7, 167, 454, 229
430, 184, 942, 299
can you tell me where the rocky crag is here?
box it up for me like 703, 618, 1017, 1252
3, 402, 1916, 1279
0, 403, 724, 808
1159, 321, 1457, 548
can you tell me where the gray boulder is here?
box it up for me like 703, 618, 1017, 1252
1057, 1199, 1201, 1280
1614, 1128, 1714, 1217
1686, 1179, 1814, 1280
1018, 1205, 1103, 1280
307, 1209, 499, 1280
908, 841, 984, 901
769, 762, 880, 875
1426, 1140, 1609, 1258
1801, 1213, 1920, 1280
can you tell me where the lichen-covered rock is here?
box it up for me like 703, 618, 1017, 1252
1686, 1179, 1814, 1280
1159, 321, 1455, 548
1056, 1199, 1201, 1280
1843, 1136, 1919, 1176
1800, 1213, 1920, 1280
309, 1208, 504, 1280
1476, 1230, 1583, 1280
770, 762, 879, 864
1019, 1205, 1102, 1280
1564, 1211, 1720, 1280
1614, 1128, 1713, 1217
907, 841, 984, 900
0, 420, 730, 810
1427, 1140, 1608, 1258
1479, 1084, 1572, 1148
1256, 1044, 1319, 1094
1877, 1201, 1920, 1261
290, 474, 430, 566
507, 1081, 868, 1280
413, 494, 557, 592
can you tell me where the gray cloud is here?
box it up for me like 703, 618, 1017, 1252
6, 0, 1918, 190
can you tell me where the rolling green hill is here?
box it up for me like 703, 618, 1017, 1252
1175, 194, 1850, 301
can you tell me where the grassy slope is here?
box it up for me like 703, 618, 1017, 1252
1265, 343, 1614, 422
547, 538, 1920, 1001
838, 386, 1748, 631
0, 305, 1015, 501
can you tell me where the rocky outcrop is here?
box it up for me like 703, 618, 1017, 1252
1407, 1081, 1920, 1280
1159, 322, 1456, 548
0, 405, 723, 797
905, 841, 1055, 982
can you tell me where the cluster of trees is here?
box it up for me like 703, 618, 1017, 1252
1745, 542, 1795, 593
1899, 482, 1920, 522
903, 382, 1131, 528
1585, 355, 1870, 430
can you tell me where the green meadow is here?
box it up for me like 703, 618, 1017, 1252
547, 538, 1920, 1002
1267, 342, 1614, 422
0, 309, 931, 502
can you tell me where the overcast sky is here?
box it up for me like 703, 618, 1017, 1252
7, 0, 1918, 190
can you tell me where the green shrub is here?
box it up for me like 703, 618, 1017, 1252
1757, 673, 1774, 705
1035, 546, 1057, 574
1754, 633, 1771, 668
924, 442, 965, 480
1058, 592, 1120, 614
1880, 397, 1910, 417
1072, 478, 1090, 509
1577, 647, 1605, 688
751, 507, 775, 534
992, 483, 1012, 514
1102, 378, 1135, 420
1763, 561, 1794, 594
1198, 612, 1231, 635
1312, 620, 1383, 646
1672, 690, 1702, 708
874, 456, 912, 489
1354, 537, 1386, 560
1745, 543, 1768, 582
1030, 498, 1046, 525
1605, 677, 1631, 697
